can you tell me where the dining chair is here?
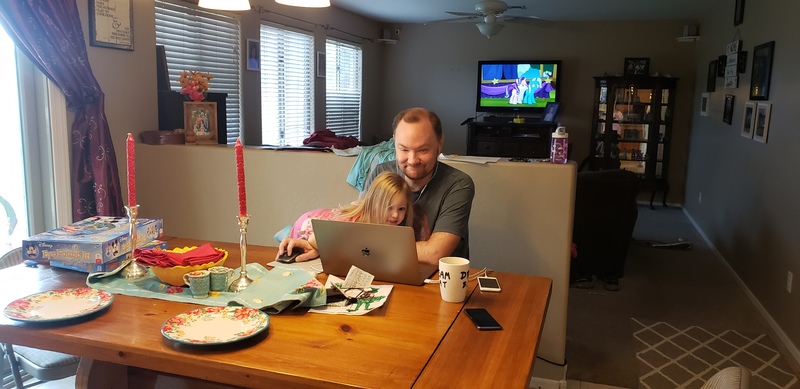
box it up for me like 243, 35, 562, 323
0, 247, 81, 388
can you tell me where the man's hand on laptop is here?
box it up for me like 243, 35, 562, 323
276, 238, 320, 262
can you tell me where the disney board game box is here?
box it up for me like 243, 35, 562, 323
49, 239, 169, 273
22, 216, 164, 264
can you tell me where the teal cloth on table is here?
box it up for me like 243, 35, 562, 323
345, 139, 396, 191
86, 262, 326, 314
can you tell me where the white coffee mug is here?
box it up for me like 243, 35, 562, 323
439, 256, 470, 303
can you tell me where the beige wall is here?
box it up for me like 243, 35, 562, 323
684, 0, 800, 360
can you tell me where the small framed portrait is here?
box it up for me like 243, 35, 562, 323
749, 41, 775, 100
624, 57, 650, 76
246, 39, 260, 71
706, 60, 717, 92
184, 101, 218, 144
753, 102, 772, 143
741, 102, 755, 138
541, 102, 560, 123
700, 93, 709, 117
722, 94, 735, 125
316, 51, 326, 78
734, 0, 745, 26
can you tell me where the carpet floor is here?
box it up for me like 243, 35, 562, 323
632, 318, 798, 388
565, 206, 800, 388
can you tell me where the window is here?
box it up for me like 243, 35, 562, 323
259, 23, 314, 146
326, 39, 362, 139
154, 0, 242, 143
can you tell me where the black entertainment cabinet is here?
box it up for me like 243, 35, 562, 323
466, 121, 555, 158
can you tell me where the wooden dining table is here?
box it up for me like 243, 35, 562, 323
0, 237, 552, 388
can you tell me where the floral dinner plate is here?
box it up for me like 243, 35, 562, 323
161, 306, 269, 345
3, 288, 114, 323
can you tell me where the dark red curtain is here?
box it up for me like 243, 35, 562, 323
0, 0, 124, 220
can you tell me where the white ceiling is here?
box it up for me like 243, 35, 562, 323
330, 0, 715, 24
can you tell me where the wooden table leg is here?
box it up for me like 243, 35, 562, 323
76, 358, 128, 389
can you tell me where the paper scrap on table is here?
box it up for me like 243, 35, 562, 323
439, 153, 500, 164
309, 275, 392, 316
265, 258, 322, 276
342, 265, 374, 289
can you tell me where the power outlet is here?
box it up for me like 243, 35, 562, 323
698, 192, 703, 204
788, 271, 793, 293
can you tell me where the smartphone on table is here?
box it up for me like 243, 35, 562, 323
464, 308, 502, 331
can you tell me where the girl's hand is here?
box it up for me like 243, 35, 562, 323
276, 238, 319, 262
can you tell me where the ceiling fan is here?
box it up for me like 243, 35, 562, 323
442, 0, 548, 38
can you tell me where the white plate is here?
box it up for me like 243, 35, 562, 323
4, 288, 114, 322
161, 306, 269, 345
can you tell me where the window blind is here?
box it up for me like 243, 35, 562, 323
325, 39, 362, 140
154, 0, 241, 144
259, 23, 314, 147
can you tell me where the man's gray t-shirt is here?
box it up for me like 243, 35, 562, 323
364, 161, 475, 258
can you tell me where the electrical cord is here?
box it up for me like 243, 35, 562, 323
424, 267, 490, 284
633, 238, 693, 250
536, 355, 568, 367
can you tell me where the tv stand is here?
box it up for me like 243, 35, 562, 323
466, 121, 555, 158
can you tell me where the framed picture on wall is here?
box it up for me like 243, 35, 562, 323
89, 0, 134, 50
722, 94, 735, 125
741, 102, 755, 138
749, 41, 775, 100
734, 0, 745, 26
700, 93, 709, 117
753, 102, 772, 143
246, 39, 260, 71
623, 57, 650, 76
707, 60, 717, 92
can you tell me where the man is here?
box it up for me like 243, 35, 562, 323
363, 108, 475, 265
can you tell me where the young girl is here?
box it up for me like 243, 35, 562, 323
276, 172, 414, 263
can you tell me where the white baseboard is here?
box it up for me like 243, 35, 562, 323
682, 207, 800, 370
529, 376, 567, 389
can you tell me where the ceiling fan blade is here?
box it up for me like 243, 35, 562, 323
424, 16, 479, 25
446, 11, 480, 17
504, 16, 553, 28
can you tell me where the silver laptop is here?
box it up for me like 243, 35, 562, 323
312, 219, 437, 285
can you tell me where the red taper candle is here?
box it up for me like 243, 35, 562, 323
126, 133, 136, 206
235, 139, 247, 216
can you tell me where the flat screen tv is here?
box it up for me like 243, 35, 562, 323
475, 60, 561, 114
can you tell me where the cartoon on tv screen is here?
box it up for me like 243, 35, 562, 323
478, 63, 557, 109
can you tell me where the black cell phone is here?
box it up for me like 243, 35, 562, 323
464, 308, 502, 331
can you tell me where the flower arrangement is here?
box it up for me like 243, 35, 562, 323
179, 70, 213, 102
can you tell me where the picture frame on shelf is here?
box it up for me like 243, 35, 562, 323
707, 60, 717, 92
722, 94, 735, 125
541, 102, 560, 123
741, 102, 755, 138
734, 0, 745, 26
623, 57, 650, 76
749, 41, 775, 100
246, 39, 260, 71
700, 93, 709, 117
89, 0, 133, 50
753, 102, 772, 143
184, 101, 218, 145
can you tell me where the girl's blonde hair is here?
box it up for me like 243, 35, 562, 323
337, 172, 413, 226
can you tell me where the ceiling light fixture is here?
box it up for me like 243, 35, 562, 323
198, 0, 252, 11
476, 22, 504, 38
275, 0, 331, 8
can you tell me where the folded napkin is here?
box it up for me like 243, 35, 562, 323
135, 243, 223, 267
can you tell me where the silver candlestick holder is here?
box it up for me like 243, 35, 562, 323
227, 214, 253, 292
120, 205, 149, 279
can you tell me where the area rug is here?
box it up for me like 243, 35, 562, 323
631, 318, 798, 388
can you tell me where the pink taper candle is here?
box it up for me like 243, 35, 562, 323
126, 133, 136, 206
235, 139, 247, 216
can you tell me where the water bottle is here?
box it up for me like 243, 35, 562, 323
550, 126, 569, 164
